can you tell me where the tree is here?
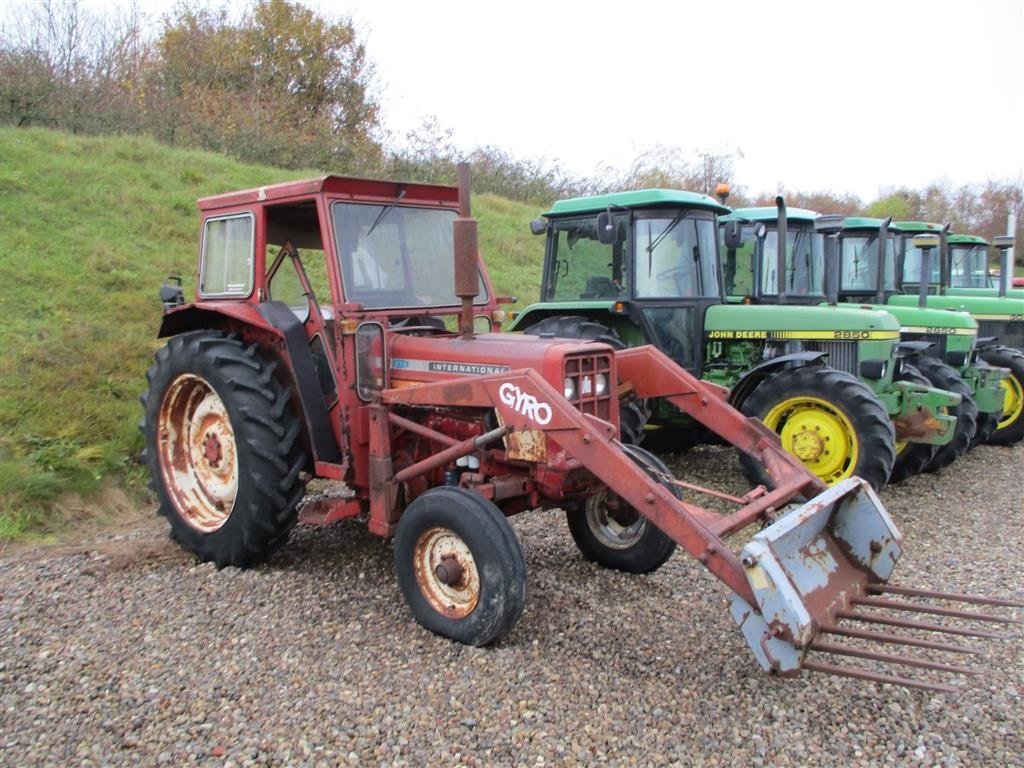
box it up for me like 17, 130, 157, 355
150, 0, 380, 170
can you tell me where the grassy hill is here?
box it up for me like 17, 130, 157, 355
0, 128, 543, 539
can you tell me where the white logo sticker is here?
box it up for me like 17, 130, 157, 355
498, 382, 553, 426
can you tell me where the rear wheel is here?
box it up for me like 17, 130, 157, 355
141, 331, 308, 567
914, 356, 977, 471
522, 315, 648, 444
739, 366, 895, 491
979, 346, 1024, 446
888, 362, 939, 483
566, 444, 678, 574
394, 487, 526, 646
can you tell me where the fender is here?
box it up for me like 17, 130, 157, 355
728, 351, 826, 408
158, 301, 341, 464
896, 340, 934, 356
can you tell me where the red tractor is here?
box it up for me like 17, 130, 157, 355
142, 165, 1017, 690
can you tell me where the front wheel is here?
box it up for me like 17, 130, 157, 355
394, 487, 526, 647
979, 346, 1024, 446
566, 444, 678, 574
739, 366, 895, 491
913, 356, 977, 471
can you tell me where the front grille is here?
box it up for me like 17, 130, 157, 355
977, 320, 1024, 348
902, 333, 948, 359
805, 341, 858, 375
564, 353, 614, 422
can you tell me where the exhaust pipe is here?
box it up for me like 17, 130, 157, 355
453, 162, 479, 340
775, 196, 787, 304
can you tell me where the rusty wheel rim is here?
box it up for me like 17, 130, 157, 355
157, 374, 238, 532
584, 491, 646, 550
412, 527, 480, 619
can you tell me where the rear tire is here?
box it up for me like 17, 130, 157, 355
739, 366, 895, 491
141, 331, 308, 567
914, 356, 977, 471
522, 314, 649, 444
394, 487, 526, 647
566, 444, 678, 574
888, 362, 939, 483
979, 346, 1024, 446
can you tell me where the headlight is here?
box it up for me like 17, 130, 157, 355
594, 372, 609, 396
563, 376, 577, 400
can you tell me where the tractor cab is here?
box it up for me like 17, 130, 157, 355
533, 190, 728, 372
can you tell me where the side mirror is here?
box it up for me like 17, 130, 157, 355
596, 210, 616, 245
722, 221, 743, 249
753, 222, 768, 240
530, 218, 548, 236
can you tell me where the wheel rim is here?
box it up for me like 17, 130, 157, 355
157, 374, 238, 532
997, 375, 1024, 430
584, 490, 647, 550
762, 396, 857, 485
412, 527, 480, 618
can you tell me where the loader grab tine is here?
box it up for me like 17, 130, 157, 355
808, 639, 979, 676
836, 609, 1009, 639
803, 660, 960, 694
866, 583, 1024, 609
850, 595, 1022, 625
820, 624, 981, 655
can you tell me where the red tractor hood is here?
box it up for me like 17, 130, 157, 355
387, 332, 612, 389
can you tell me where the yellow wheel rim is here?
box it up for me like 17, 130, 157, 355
763, 395, 858, 485
997, 375, 1024, 430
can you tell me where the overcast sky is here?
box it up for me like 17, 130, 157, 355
76, 0, 1024, 200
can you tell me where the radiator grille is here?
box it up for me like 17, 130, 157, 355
902, 333, 948, 360
564, 353, 614, 422
805, 341, 859, 375
977, 320, 1024, 349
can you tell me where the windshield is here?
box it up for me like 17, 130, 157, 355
758, 225, 824, 297
900, 236, 942, 285
949, 245, 991, 288
332, 202, 488, 309
633, 213, 721, 299
839, 232, 897, 293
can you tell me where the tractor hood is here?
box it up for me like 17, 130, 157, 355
706, 303, 900, 337
888, 293, 1024, 320
387, 331, 613, 389
852, 302, 977, 333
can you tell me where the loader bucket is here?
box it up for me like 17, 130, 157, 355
731, 477, 1021, 692
730, 477, 900, 674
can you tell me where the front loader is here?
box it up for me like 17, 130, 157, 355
142, 165, 1019, 693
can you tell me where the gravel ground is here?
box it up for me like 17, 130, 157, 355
2, 443, 1022, 767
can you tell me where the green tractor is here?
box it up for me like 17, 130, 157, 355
889, 222, 1024, 445
718, 206, 1005, 480
943, 232, 1023, 299
508, 189, 957, 492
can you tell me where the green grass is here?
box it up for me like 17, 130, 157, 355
0, 127, 545, 538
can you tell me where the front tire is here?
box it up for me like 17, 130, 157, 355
394, 487, 526, 647
739, 366, 895, 491
979, 346, 1024, 446
914, 356, 977, 471
141, 331, 308, 567
566, 444, 678, 574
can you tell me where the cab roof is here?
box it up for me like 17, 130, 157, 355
198, 175, 460, 212
720, 206, 819, 224
841, 217, 903, 232
893, 221, 944, 233
947, 233, 990, 246
545, 189, 730, 217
